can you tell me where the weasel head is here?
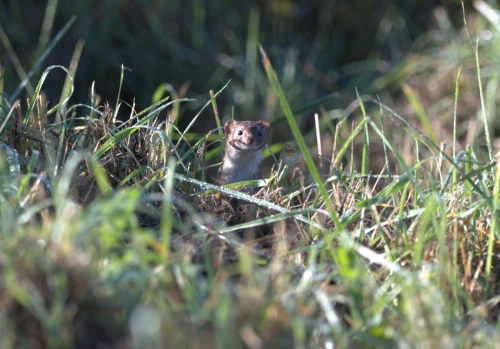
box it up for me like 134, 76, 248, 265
224, 120, 270, 152
219, 120, 271, 185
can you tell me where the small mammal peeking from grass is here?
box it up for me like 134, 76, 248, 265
218, 120, 271, 185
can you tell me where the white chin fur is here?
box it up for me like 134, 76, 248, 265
221, 147, 263, 184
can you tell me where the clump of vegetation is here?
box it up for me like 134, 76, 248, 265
1, 2, 500, 349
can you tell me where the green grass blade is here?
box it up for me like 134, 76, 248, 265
117, 96, 174, 129
34, 0, 59, 59
0, 23, 34, 97
24, 65, 74, 124
113, 64, 125, 124
485, 157, 500, 295
217, 209, 319, 234
177, 80, 230, 145
161, 159, 176, 259
209, 89, 224, 148
453, 67, 462, 190
259, 44, 341, 230
57, 39, 85, 123
402, 83, 436, 144
473, 39, 492, 160
10, 16, 76, 105
244, 6, 260, 111
356, 89, 369, 178
378, 95, 392, 182
333, 118, 367, 166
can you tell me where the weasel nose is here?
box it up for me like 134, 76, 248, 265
247, 137, 254, 145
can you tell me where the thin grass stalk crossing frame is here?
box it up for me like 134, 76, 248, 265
473, 40, 492, 161
113, 64, 126, 124
485, 157, 500, 295
259, 44, 341, 231
453, 67, 462, 191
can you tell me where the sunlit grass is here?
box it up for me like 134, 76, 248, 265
1, 2, 500, 349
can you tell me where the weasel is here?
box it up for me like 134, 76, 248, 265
218, 120, 271, 185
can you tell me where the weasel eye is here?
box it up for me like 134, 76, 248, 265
257, 131, 262, 136
238, 130, 243, 136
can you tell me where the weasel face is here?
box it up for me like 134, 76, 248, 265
219, 120, 271, 185
225, 120, 270, 151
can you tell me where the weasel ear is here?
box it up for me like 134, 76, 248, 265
224, 120, 235, 134
260, 120, 270, 135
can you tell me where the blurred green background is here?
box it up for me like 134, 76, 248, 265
0, 0, 469, 133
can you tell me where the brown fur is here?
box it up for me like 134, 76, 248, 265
218, 120, 270, 185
